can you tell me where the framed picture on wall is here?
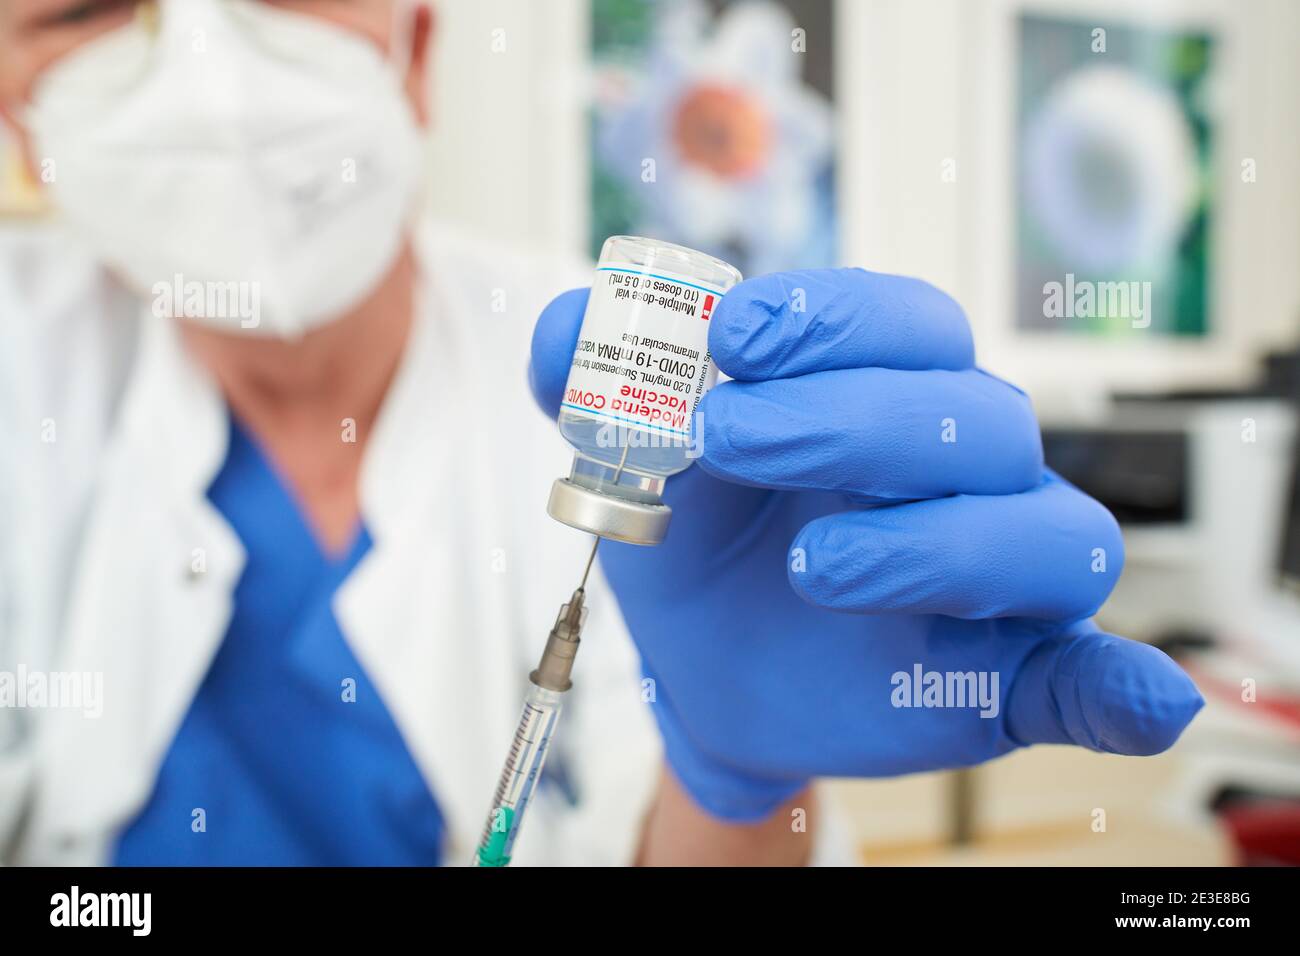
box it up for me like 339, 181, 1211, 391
962, 0, 1267, 395
1015, 13, 1215, 338
588, 0, 838, 277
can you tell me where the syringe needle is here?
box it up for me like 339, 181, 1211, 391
578, 536, 600, 590
611, 443, 630, 482
577, 443, 626, 589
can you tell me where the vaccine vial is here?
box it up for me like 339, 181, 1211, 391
547, 236, 742, 545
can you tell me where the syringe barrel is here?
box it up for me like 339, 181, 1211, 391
474, 590, 591, 867
473, 682, 565, 867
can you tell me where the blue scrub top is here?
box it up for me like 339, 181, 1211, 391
115, 415, 445, 865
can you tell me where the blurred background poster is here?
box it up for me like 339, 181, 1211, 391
589, 0, 836, 277
1016, 14, 1215, 337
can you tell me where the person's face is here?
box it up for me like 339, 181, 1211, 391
0, 0, 434, 177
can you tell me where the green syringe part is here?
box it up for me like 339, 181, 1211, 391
476, 807, 515, 867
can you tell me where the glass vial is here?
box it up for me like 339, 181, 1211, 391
548, 236, 742, 545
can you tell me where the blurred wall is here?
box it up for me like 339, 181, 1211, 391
424, 0, 589, 254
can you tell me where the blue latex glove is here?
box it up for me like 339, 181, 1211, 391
531, 268, 1204, 822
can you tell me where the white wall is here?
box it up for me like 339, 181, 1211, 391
424, 0, 589, 256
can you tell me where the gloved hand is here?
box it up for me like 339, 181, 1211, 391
530, 267, 1203, 822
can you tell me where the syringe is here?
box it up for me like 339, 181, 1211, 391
473, 542, 598, 867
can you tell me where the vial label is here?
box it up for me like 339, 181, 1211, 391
563, 262, 724, 439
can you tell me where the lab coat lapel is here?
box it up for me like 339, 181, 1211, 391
334, 235, 520, 864
26, 315, 242, 860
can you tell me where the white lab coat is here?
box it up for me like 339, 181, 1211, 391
0, 218, 664, 865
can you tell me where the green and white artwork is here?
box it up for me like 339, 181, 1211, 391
1017, 14, 1215, 336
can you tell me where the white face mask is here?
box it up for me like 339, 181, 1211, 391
26, 0, 424, 337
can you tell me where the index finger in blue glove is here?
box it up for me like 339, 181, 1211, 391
1006, 627, 1204, 755
699, 366, 1043, 499
710, 268, 975, 381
